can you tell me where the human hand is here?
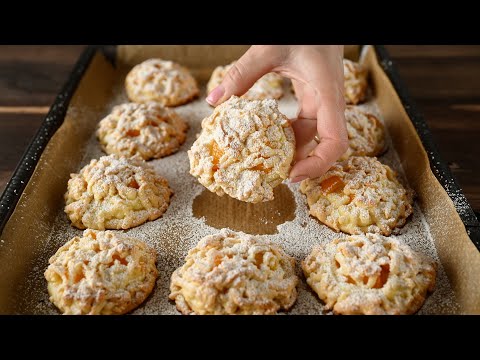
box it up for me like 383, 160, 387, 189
206, 45, 348, 183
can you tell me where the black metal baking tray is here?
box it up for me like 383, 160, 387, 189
1, 45, 479, 251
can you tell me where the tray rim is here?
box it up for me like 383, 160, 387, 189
0, 44, 478, 250
373, 45, 480, 250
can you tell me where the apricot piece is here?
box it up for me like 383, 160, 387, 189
251, 163, 271, 173
74, 271, 85, 283
214, 255, 222, 267
111, 254, 128, 266
373, 264, 390, 289
255, 252, 264, 268
126, 129, 140, 137
209, 141, 224, 171
320, 176, 345, 194
128, 179, 139, 189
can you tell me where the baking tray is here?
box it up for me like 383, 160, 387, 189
0, 45, 479, 314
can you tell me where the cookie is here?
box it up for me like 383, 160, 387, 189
125, 59, 199, 106
343, 59, 368, 105
44, 229, 158, 315
97, 102, 188, 160
64, 154, 172, 230
339, 106, 386, 161
207, 62, 284, 103
302, 233, 436, 315
188, 96, 295, 203
169, 229, 298, 315
299, 156, 413, 235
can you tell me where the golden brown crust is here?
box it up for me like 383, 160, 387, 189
299, 156, 413, 235
339, 106, 386, 161
188, 96, 295, 203
344, 59, 368, 105
64, 154, 172, 230
96, 102, 188, 160
302, 234, 437, 315
169, 229, 298, 315
44, 229, 158, 315
125, 59, 199, 106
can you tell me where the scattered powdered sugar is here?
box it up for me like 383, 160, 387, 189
26, 77, 458, 315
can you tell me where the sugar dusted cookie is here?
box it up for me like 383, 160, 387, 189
302, 233, 436, 315
125, 59, 199, 106
64, 154, 172, 230
300, 156, 413, 236
344, 59, 368, 105
169, 229, 298, 315
45, 229, 158, 315
188, 96, 295, 203
207, 62, 284, 103
340, 106, 386, 161
97, 102, 188, 160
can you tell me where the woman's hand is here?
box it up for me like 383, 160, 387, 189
206, 45, 348, 182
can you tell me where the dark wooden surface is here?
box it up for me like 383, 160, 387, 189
0, 45, 479, 213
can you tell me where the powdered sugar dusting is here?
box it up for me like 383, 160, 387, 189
300, 156, 414, 236
207, 62, 284, 101
23, 76, 458, 315
188, 96, 295, 203
125, 59, 199, 106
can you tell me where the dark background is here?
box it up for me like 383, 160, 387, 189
0, 45, 479, 212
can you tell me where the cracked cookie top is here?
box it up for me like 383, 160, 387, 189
125, 58, 199, 106
188, 96, 295, 203
300, 156, 413, 235
64, 154, 172, 230
169, 228, 298, 315
302, 233, 436, 315
97, 102, 188, 160
45, 229, 158, 315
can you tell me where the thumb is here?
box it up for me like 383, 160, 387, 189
206, 45, 277, 106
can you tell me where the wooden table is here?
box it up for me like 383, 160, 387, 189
1, 45, 479, 215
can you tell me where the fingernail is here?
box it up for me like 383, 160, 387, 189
206, 85, 225, 106
290, 175, 308, 183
